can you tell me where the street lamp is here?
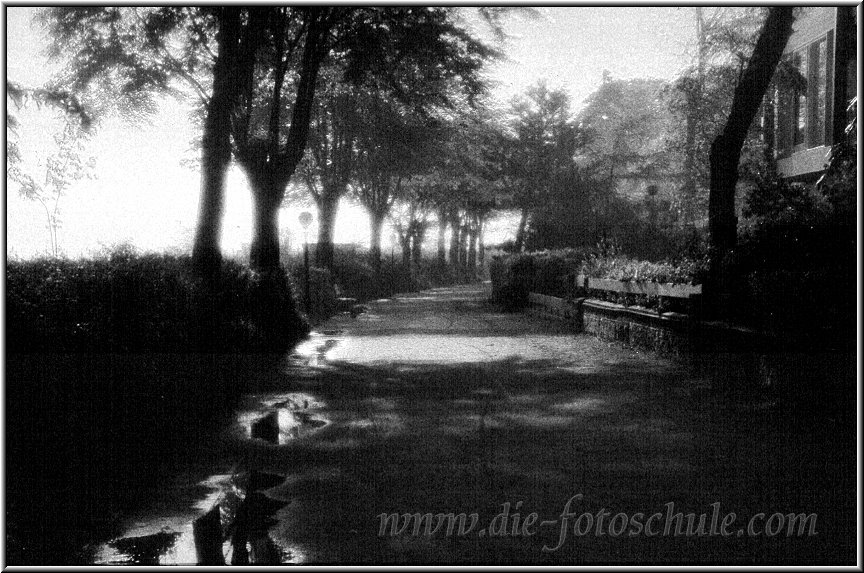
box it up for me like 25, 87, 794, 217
299, 211, 313, 317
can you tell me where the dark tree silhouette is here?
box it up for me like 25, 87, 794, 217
706, 7, 795, 316
193, 8, 243, 276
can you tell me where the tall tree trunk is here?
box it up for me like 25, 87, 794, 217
448, 213, 460, 266
514, 206, 529, 252
467, 225, 478, 275
246, 10, 332, 272
192, 8, 241, 276
437, 208, 447, 265
707, 7, 795, 317
458, 224, 469, 273
411, 224, 425, 266
369, 211, 385, 275
477, 219, 486, 266
401, 234, 411, 266
249, 175, 283, 273
315, 192, 339, 269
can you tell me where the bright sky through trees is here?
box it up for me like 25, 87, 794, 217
5, 7, 696, 259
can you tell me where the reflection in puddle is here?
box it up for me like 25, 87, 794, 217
105, 530, 182, 565
94, 389, 330, 565
96, 472, 291, 565
234, 392, 329, 444
97, 525, 197, 565
226, 490, 288, 565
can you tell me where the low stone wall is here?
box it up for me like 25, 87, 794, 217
526, 292, 767, 359
581, 300, 692, 356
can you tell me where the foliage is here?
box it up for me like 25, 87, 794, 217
490, 249, 708, 311
578, 75, 673, 185
39, 7, 499, 271
283, 264, 339, 324
6, 249, 309, 354
523, 166, 708, 262
6, 80, 93, 149
283, 244, 466, 304
499, 81, 584, 250
6, 120, 95, 257
736, 162, 855, 340
489, 253, 534, 309
37, 7, 201, 120
665, 7, 766, 225
579, 253, 708, 285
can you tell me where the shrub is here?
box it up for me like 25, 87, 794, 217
6, 250, 309, 354
530, 248, 597, 297
284, 244, 471, 306
490, 253, 534, 309
286, 264, 338, 322
736, 165, 855, 340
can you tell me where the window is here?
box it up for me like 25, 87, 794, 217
793, 50, 808, 146
809, 38, 827, 146
777, 34, 831, 156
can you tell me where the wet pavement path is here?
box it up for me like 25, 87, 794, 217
93, 283, 855, 565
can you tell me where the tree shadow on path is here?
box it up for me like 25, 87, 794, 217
230, 347, 855, 565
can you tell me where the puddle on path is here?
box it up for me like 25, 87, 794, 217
288, 331, 343, 368
233, 391, 329, 444
92, 391, 329, 565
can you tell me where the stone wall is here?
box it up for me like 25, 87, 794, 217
526, 293, 765, 359
581, 300, 692, 356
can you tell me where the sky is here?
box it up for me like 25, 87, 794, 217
4, 7, 698, 260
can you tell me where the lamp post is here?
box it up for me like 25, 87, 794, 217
299, 211, 313, 317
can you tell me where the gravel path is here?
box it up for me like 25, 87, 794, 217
94, 283, 855, 565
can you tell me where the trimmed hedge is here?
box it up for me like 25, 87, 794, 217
7, 250, 309, 354
6, 250, 314, 562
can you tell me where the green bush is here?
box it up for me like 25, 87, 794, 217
6, 250, 309, 354
736, 165, 855, 340
490, 253, 534, 309
284, 244, 469, 305
286, 264, 338, 323
530, 248, 597, 297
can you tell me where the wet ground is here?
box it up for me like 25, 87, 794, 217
90, 283, 856, 565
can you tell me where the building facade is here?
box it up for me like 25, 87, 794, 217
775, 6, 857, 180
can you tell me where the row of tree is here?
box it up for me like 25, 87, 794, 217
16, 7, 805, 316
36, 6, 505, 276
